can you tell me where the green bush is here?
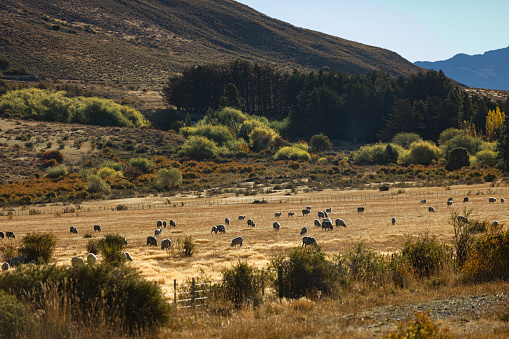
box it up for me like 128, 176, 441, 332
399, 141, 443, 165
249, 126, 279, 152
87, 239, 100, 254
472, 149, 498, 166
45, 164, 68, 178
129, 157, 153, 173
155, 168, 182, 189
437, 128, 462, 146
274, 146, 311, 161
182, 236, 195, 257
86, 174, 111, 193
0, 290, 34, 338
222, 261, 262, 308
0, 241, 19, 263
309, 133, 332, 153
338, 242, 390, 285
391, 132, 422, 149
441, 133, 483, 155
178, 135, 218, 159
180, 123, 234, 146
0, 264, 171, 334
270, 246, 337, 299
353, 143, 402, 165
98, 234, 127, 266
20, 233, 57, 264
401, 232, 452, 278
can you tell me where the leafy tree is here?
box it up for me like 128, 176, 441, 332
86, 174, 111, 193
486, 107, 505, 141
400, 141, 442, 165
445, 147, 470, 171
384, 143, 399, 164
178, 135, 218, 159
219, 83, 245, 109
391, 132, 422, 149
155, 168, 182, 189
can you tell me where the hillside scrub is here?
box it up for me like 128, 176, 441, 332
0, 88, 149, 128
274, 145, 311, 161
399, 141, 443, 165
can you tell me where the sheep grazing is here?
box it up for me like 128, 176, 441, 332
1, 262, 9, 271
5, 231, 15, 239
157, 220, 163, 227
275, 212, 282, 218
300, 227, 308, 236
93, 225, 102, 232
162, 221, 167, 228
161, 239, 172, 250
10, 254, 26, 267
169, 220, 176, 227
288, 212, 295, 217
302, 209, 311, 216
322, 218, 333, 231
306, 206, 312, 211
225, 218, 230, 225
318, 211, 326, 218
447, 197, 453, 202
335, 218, 347, 227
447, 200, 453, 207
87, 253, 97, 265
492, 220, 500, 227
326, 208, 332, 213
302, 236, 317, 247
124, 252, 134, 261
0, 231, 4, 239
357, 207, 365, 213
457, 216, 469, 224
217, 224, 226, 233
314, 219, 321, 227
154, 228, 162, 237
211, 226, 218, 234
489, 197, 497, 204
428, 206, 436, 212
247, 219, 256, 227
391, 217, 396, 225
239, 215, 246, 220
273, 222, 281, 231
70, 226, 78, 234
420, 199, 427, 204
230, 236, 243, 247
146, 236, 158, 247
502, 198, 506, 203
71, 257, 84, 267
463, 197, 469, 203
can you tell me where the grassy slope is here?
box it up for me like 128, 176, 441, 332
0, 0, 420, 88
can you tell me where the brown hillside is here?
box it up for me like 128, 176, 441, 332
0, 0, 420, 89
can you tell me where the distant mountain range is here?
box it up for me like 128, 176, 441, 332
0, 0, 420, 88
415, 46, 509, 91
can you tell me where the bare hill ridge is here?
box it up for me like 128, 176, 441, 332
0, 0, 420, 88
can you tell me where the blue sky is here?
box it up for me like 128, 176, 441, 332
235, 0, 509, 62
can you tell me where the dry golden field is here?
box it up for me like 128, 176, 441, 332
2, 182, 509, 300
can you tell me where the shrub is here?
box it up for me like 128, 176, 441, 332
86, 174, 111, 193
249, 126, 279, 152
353, 143, 401, 165
338, 242, 390, 285
309, 133, 332, 153
445, 147, 469, 171
98, 234, 127, 266
0, 241, 19, 263
472, 149, 498, 166
221, 261, 262, 308
87, 239, 100, 254
97, 166, 123, 179
182, 236, 195, 257
391, 132, 422, 149
178, 135, 218, 159
180, 123, 234, 146
0, 264, 171, 334
400, 141, 443, 165
270, 246, 337, 299
20, 233, 57, 263
45, 164, 68, 178
41, 150, 64, 164
155, 168, 182, 189
129, 157, 153, 173
401, 232, 452, 278
438, 128, 462, 146
462, 225, 509, 282
274, 146, 311, 161
0, 290, 34, 338
384, 310, 453, 339
441, 134, 483, 155
450, 210, 475, 268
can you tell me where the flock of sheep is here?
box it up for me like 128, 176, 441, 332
1, 195, 506, 270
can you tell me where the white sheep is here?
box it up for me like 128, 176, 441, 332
302, 236, 317, 247
275, 212, 282, 218
87, 253, 97, 265
154, 228, 162, 236
300, 227, 307, 236
71, 257, 85, 267
230, 236, 243, 247
1, 262, 10, 271
161, 238, 172, 250
273, 221, 281, 231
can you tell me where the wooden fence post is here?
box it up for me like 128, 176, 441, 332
174, 279, 177, 309
192, 277, 196, 309
278, 266, 283, 300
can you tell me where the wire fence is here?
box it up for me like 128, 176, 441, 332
3, 187, 509, 217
